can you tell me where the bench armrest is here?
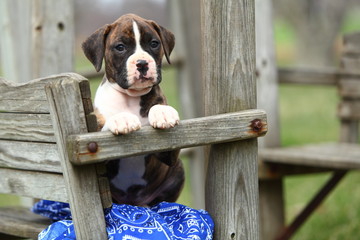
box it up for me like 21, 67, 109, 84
67, 109, 267, 165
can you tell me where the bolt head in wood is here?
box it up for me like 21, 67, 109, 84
87, 142, 98, 153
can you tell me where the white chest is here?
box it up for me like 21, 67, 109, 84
94, 81, 149, 125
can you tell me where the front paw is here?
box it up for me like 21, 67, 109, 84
102, 112, 141, 135
148, 105, 180, 129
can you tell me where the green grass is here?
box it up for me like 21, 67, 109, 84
274, 9, 360, 239
0, 194, 20, 207
279, 84, 360, 239
279, 85, 340, 146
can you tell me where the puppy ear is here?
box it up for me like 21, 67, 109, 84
150, 22, 175, 64
82, 24, 111, 72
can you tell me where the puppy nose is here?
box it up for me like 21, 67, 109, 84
136, 59, 149, 76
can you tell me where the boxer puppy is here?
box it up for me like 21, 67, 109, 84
82, 14, 184, 206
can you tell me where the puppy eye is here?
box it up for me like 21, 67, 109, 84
115, 44, 125, 52
150, 40, 160, 49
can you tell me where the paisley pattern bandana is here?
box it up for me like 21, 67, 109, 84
33, 200, 214, 240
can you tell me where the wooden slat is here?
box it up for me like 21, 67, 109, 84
45, 77, 108, 239
0, 113, 54, 142
338, 79, 360, 99
255, 1, 284, 239
0, 168, 67, 202
338, 101, 360, 120
339, 33, 360, 143
341, 57, 360, 74
258, 161, 333, 179
67, 110, 267, 165
343, 32, 360, 55
0, 73, 83, 113
0, 140, 60, 172
0, 207, 51, 239
278, 67, 360, 85
260, 143, 360, 169
278, 67, 338, 85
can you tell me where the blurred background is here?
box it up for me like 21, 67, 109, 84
1, 0, 360, 239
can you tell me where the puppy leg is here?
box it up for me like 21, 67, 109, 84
148, 104, 180, 129
103, 112, 141, 135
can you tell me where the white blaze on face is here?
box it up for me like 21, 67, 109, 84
126, 21, 158, 89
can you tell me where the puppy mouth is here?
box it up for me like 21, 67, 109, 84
128, 85, 153, 91
137, 75, 154, 83
125, 85, 153, 96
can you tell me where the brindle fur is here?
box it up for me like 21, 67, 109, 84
82, 14, 184, 206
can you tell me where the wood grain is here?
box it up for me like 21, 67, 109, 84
32, 0, 74, 78
201, 0, 260, 239
0, 113, 54, 142
0, 140, 60, 172
260, 143, 360, 169
0, 168, 66, 202
68, 110, 267, 165
0, 207, 51, 239
46, 76, 108, 239
0, 73, 84, 113
343, 32, 360, 55
255, 0, 285, 239
340, 33, 360, 143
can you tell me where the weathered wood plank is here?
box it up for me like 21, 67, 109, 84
278, 67, 339, 85
169, 0, 205, 210
0, 113, 54, 142
255, 0, 285, 239
0, 168, 67, 202
341, 57, 360, 73
68, 110, 267, 165
0, 73, 84, 113
260, 143, 360, 169
343, 32, 360, 55
0, 0, 32, 83
0, 207, 51, 239
32, 0, 74, 78
256, 0, 280, 149
45, 77, 108, 239
202, 0, 259, 239
338, 79, 360, 99
338, 101, 360, 120
340, 33, 360, 143
0, 140, 60, 172
258, 161, 334, 179
278, 67, 360, 85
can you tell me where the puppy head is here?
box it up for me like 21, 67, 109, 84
82, 14, 175, 96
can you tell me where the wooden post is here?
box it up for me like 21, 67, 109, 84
168, 0, 205, 209
32, 0, 74, 78
255, 0, 285, 239
201, 1, 259, 239
0, 0, 74, 81
45, 77, 108, 239
339, 33, 360, 143
0, 0, 32, 83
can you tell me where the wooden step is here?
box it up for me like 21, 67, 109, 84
0, 207, 51, 239
260, 143, 360, 170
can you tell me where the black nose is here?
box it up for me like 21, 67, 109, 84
136, 60, 149, 76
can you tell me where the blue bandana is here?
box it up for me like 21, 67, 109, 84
33, 200, 214, 240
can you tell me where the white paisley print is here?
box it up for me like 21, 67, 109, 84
33, 200, 214, 240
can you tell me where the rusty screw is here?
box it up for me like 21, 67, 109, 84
251, 119, 263, 133
87, 142, 98, 153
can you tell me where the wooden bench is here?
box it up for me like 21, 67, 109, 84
0, 73, 267, 239
257, 32, 360, 240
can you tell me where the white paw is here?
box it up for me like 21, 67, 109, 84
102, 112, 141, 135
148, 104, 180, 129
